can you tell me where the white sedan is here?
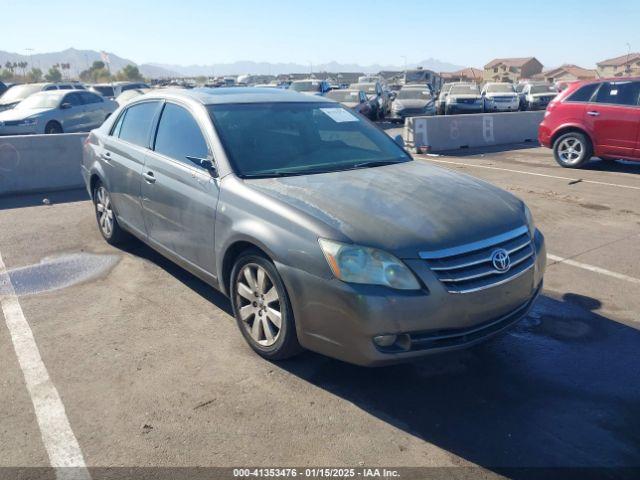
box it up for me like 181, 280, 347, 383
0, 90, 117, 135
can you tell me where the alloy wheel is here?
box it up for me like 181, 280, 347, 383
235, 263, 282, 347
95, 186, 114, 238
558, 137, 584, 164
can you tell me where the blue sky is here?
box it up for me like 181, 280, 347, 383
2, 0, 638, 68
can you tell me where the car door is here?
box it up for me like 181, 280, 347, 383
584, 80, 640, 159
141, 101, 219, 275
79, 91, 106, 128
102, 100, 163, 236
59, 92, 86, 132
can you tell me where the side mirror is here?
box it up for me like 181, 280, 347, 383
186, 155, 218, 177
60, 102, 72, 110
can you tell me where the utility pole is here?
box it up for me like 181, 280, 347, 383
625, 43, 631, 76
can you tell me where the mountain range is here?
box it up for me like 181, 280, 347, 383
0, 48, 465, 78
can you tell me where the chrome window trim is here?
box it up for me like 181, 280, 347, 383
419, 225, 529, 260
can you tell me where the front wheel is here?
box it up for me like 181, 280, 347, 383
231, 252, 302, 361
553, 132, 593, 168
44, 121, 63, 134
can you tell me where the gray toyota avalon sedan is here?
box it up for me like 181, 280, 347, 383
82, 88, 546, 366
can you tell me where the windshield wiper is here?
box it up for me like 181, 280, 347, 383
351, 160, 404, 169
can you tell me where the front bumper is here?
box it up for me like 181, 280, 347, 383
279, 230, 546, 366
0, 125, 38, 136
445, 103, 484, 114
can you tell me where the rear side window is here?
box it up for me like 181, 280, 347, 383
154, 103, 208, 164
594, 81, 640, 106
118, 101, 160, 148
567, 83, 598, 102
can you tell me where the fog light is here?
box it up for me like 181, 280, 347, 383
373, 334, 397, 347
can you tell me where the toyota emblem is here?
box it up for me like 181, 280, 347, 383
491, 249, 511, 273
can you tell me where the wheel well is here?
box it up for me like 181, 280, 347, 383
45, 120, 61, 129
221, 241, 269, 295
551, 127, 592, 148
89, 174, 102, 198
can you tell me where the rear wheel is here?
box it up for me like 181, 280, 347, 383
553, 132, 592, 168
44, 121, 63, 134
230, 251, 302, 361
93, 182, 129, 245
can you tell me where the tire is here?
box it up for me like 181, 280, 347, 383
92, 181, 130, 245
553, 131, 593, 168
230, 251, 302, 361
44, 121, 63, 134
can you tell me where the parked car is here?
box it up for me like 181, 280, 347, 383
82, 88, 545, 366
436, 83, 455, 115
482, 82, 519, 112
539, 77, 640, 168
89, 81, 151, 100
0, 90, 117, 135
389, 87, 435, 122
289, 79, 331, 96
0, 82, 86, 112
115, 88, 151, 106
350, 81, 391, 119
521, 83, 558, 111
444, 83, 484, 115
325, 89, 375, 120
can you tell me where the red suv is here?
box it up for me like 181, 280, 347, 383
538, 77, 640, 168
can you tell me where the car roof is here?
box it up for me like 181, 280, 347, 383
135, 87, 334, 105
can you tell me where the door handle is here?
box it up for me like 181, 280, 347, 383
143, 171, 156, 183
100, 152, 111, 161
587, 111, 600, 117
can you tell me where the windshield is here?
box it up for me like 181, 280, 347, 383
530, 85, 557, 94
486, 84, 515, 93
92, 86, 115, 97
397, 89, 432, 100
352, 83, 377, 94
290, 81, 320, 92
208, 102, 410, 178
0, 84, 43, 104
449, 85, 479, 95
17, 93, 61, 109
326, 90, 360, 102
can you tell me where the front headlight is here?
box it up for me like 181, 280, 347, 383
18, 118, 37, 126
524, 204, 535, 238
318, 238, 421, 290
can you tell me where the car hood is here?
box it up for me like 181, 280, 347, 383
0, 107, 50, 121
248, 161, 525, 258
448, 94, 481, 101
530, 92, 557, 98
485, 92, 517, 99
394, 99, 431, 108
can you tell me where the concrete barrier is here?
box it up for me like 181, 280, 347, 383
404, 111, 545, 153
0, 133, 87, 197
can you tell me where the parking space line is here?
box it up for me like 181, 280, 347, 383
0, 250, 91, 480
419, 157, 640, 191
548, 254, 640, 285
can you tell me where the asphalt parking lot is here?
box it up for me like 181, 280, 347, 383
1, 145, 639, 479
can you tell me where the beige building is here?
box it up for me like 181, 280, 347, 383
441, 67, 483, 84
596, 53, 640, 77
483, 57, 543, 82
543, 64, 598, 83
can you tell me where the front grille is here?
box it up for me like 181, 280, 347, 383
419, 226, 535, 294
